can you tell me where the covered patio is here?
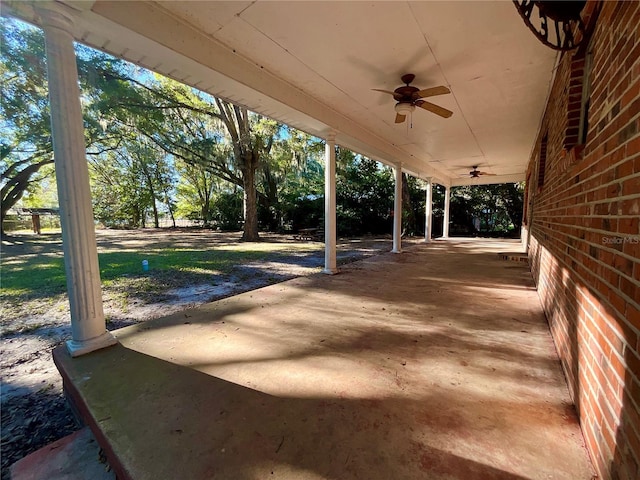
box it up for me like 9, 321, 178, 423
4, 1, 637, 478
53, 239, 594, 479
0, 0, 556, 355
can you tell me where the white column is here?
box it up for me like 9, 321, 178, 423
424, 178, 432, 243
323, 132, 338, 274
392, 164, 402, 253
443, 185, 451, 238
38, 4, 117, 356
522, 225, 529, 251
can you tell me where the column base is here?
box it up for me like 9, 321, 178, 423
323, 267, 338, 275
391, 248, 402, 254
424, 238, 431, 243
66, 331, 118, 357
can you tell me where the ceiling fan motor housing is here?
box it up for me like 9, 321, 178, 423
394, 85, 420, 101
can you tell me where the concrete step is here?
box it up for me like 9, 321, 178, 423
10, 426, 115, 480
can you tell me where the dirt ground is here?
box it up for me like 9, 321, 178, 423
0, 229, 421, 477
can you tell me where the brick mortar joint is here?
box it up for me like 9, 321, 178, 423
530, 236, 640, 314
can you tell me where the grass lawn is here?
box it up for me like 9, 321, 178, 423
0, 229, 323, 330
2, 246, 315, 293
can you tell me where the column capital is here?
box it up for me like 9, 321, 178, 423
325, 130, 338, 143
36, 2, 76, 32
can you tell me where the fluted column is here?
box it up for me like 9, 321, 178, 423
443, 186, 451, 238
323, 131, 338, 274
392, 164, 402, 253
38, 4, 117, 356
425, 178, 433, 243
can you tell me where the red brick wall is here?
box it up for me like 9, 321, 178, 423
526, 2, 640, 480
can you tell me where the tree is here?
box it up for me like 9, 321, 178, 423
88, 133, 176, 228
402, 173, 429, 236
1, 19, 131, 232
450, 183, 524, 237
277, 138, 324, 232
336, 151, 394, 236
214, 100, 277, 240
91, 72, 289, 240
128, 140, 175, 228
3, 18, 319, 236
1, 19, 53, 231
175, 161, 215, 226
495, 182, 524, 228
258, 128, 324, 231
90, 147, 149, 228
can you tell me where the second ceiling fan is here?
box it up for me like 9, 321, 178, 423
465, 166, 496, 178
374, 73, 453, 124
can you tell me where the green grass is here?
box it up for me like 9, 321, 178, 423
0, 233, 329, 331
1, 243, 319, 299
1, 256, 67, 297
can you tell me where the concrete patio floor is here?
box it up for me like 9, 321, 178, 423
54, 238, 595, 480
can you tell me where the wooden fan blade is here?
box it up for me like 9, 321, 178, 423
478, 171, 497, 176
415, 86, 451, 98
395, 113, 406, 124
373, 89, 403, 101
416, 101, 453, 118
372, 88, 396, 95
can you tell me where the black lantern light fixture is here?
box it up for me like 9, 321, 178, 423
513, 1, 588, 51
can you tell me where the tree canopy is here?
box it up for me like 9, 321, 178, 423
1, 20, 54, 228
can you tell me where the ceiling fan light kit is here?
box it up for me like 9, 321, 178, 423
394, 103, 416, 115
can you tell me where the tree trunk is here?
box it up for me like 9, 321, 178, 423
140, 207, 146, 228
151, 200, 159, 228
242, 164, 260, 241
1, 157, 53, 231
200, 189, 211, 228
148, 185, 159, 228
140, 162, 159, 228
163, 187, 176, 228
167, 200, 176, 228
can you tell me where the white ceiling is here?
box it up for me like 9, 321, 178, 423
3, 0, 558, 186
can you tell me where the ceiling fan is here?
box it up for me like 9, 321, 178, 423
373, 73, 453, 124
465, 166, 496, 178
